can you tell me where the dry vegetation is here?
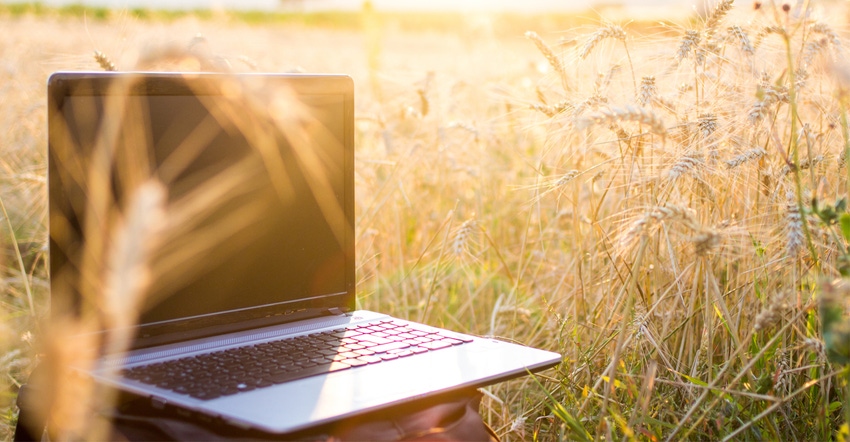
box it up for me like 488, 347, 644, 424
3, 0, 850, 440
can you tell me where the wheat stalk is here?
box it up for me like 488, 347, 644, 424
692, 229, 720, 256
580, 24, 626, 60
93, 50, 116, 71
452, 218, 477, 257
619, 204, 700, 250
703, 0, 735, 39
596, 64, 622, 94
555, 170, 580, 187
525, 31, 570, 91
676, 30, 701, 63
728, 25, 755, 54
698, 112, 717, 137
531, 100, 573, 117
753, 291, 790, 332
809, 22, 843, 50
784, 191, 805, 257
725, 147, 767, 168
754, 25, 785, 49
667, 151, 704, 181
780, 155, 825, 176
801, 37, 829, 68
102, 179, 167, 332
577, 105, 666, 137
573, 94, 609, 117
637, 76, 657, 107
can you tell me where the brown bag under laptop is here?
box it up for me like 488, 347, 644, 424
15, 371, 498, 441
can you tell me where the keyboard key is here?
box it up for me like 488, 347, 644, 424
420, 341, 452, 350
357, 355, 382, 364
369, 341, 410, 353
357, 334, 393, 345
339, 351, 361, 359
268, 362, 350, 384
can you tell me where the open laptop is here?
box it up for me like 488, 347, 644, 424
47, 71, 561, 435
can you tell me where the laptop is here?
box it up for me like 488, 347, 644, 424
47, 71, 561, 435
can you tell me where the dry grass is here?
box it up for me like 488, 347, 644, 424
3, 1, 850, 440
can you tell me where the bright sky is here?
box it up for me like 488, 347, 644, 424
10, 0, 695, 12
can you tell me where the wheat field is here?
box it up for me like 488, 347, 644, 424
3, 1, 850, 440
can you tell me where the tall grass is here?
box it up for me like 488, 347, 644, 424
2, 1, 850, 440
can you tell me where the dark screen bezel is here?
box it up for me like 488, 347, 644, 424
46, 72, 355, 349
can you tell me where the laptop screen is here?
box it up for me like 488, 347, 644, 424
48, 73, 355, 349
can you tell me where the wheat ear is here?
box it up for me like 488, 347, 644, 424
703, 0, 734, 39
619, 204, 699, 250
784, 191, 804, 257
637, 76, 657, 107
676, 30, 701, 63
580, 24, 626, 60
725, 148, 767, 168
94, 50, 117, 71
576, 105, 666, 138
525, 31, 570, 91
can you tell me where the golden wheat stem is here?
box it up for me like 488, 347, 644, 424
0, 195, 34, 316
782, 30, 821, 271
102, 179, 166, 332
599, 234, 648, 426
478, 226, 515, 286
420, 210, 455, 323
841, 97, 850, 187
668, 307, 811, 441
720, 368, 847, 442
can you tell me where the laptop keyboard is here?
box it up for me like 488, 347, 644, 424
121, 319, 474, 400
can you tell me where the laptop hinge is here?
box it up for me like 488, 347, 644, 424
326, 307, 346, 316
